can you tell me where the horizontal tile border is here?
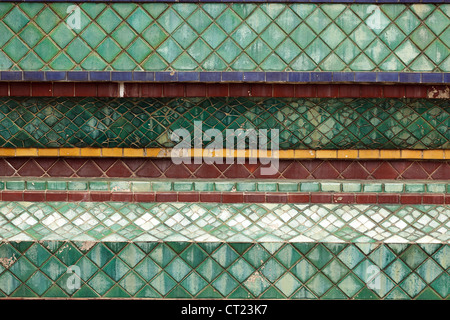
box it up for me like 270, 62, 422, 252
1, 190, 448, 204
1, 179, 448, 194
1, 82, 448, 98
1, 71, 449, 84
0, 148, 448, 160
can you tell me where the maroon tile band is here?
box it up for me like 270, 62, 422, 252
0, 82, 448, 99
0, 158, 448, 180
0, 191, 448, 204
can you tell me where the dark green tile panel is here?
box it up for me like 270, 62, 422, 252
0, 241, 448, 299
0, 97, 448, 149
0, 3, 449, 72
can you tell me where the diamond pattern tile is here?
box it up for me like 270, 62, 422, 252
0, 97, 447, 150
0, 3, 448, 72
0, 202, 448, 243
0, 241, 448, 299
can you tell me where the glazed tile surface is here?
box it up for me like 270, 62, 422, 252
0, 3, 449, 72
0, 241, 448, 299
0, 97, 448, 149
0, 202, 448, 243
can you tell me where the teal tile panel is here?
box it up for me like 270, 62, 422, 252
0, 202, 448, 243
0, 97, 448, 150
0, 3, 448, 72
0, 241, 448, 299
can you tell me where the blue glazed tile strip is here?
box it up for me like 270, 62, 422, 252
0, 71, 448, 84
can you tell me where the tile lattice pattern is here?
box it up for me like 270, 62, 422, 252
0, 97, 448, 149
0, 3, 449, 72
1, 158, 449, 180
0, 202, 448, 243
0, 241, 448, 299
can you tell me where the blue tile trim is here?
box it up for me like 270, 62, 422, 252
23, 71, 44, 81
1, 71, 448, 84
45, 71, 66, 81
111, 72, 132, 81
133, 72, 154, 81
89, 71, 111, 81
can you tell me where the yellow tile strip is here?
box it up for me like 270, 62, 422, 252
0, 148, 448, 160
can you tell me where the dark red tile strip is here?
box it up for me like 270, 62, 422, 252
0, 158, 448, 180
0, 191, 446, 204
0, 82, 446, 98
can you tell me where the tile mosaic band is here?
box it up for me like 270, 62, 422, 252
0, 3, 449, 73
1, 71, 450, 84
0, 202, 448, 243
0, 190, 448, 205
1, 158, 448, 180
1, 82, 449, 99
1, 148, 449, 160
0, 241, 448, 299
0, 97, 448, 150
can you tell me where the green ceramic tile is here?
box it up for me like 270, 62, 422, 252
384, 183, 404, 193
47, 181, 66, 191
405, 184, 425, 193
6, 181, 25, 190
193, 182, 214, 192
277, 182, 299, 192
363, 183, 383, 193
131, 182, 151, 192
342, 183, 361, 193
300, 182, 320, 192
151, 181, 172, 192
214, 182, 235, 192
236, 182, 256, 192
89, 181, 109, 191
257, 182, 277, 192
424, 183, 444, 193
68, 181, 88, 191
173, 182, 193, 192
321, 182, 341, 192
26, 181, 46, 191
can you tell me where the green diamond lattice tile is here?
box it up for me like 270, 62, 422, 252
0, 3, 448, 72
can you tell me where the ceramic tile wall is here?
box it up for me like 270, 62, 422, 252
0, 0, 448, 301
